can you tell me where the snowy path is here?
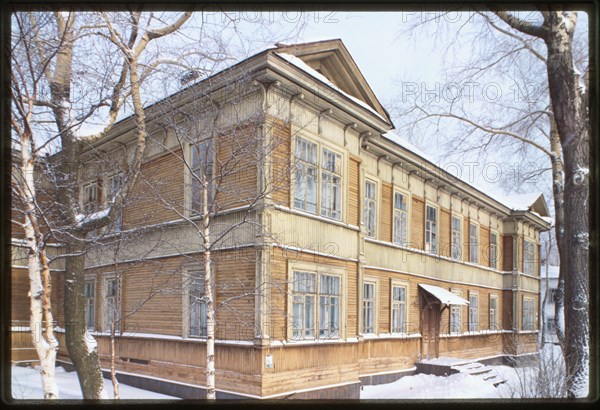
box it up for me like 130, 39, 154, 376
11, 365, 179, 400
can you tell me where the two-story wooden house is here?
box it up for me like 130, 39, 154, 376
11, 39, 551, 399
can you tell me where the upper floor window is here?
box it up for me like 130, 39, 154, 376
293, 137, 343, 220
83, 183, 99, 213
549, 287, 557, 303
320, 148, 342, 220
364, 180, 377, 237
191, 140, 212, 214
189, 271, 208, 338
490, 232, 498, 269
393, 192, 408, 245
451, 216, 462, 260
425, 205, 437, 253
469, 223, 479, 264
106, 173, 124, 231
291, 271, 341, 340
84, 280, 95, 331
391, 284, 407, 334
362, 281, 376, 334
523, 239, 535, 275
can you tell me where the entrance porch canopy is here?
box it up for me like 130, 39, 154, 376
418, 284, 469, 307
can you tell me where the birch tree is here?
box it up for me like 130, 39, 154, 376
398, 7, 589, 397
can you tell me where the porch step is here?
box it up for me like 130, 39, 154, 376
451, 362, 507, 387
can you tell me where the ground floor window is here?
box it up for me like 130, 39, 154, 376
189, 271, 208, 337
84, 280, 95, 331
391, 284, 407, 334
450, 305, 461, 334
489, 295, 498, 331
292, 271, 341, 340
362, 281, 376, 334
103, 276, 118, 332
469, 293, 478, 332
522, 297, 535, 330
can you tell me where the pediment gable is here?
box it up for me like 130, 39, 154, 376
274, 39, 391, 124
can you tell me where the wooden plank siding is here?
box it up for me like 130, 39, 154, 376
11, 267, 30, 323
270, 118, 291, 207
480, 226, 490, 268
410, 196, 424, 250
440, 208, 451, 258
380, 182, 393, 242
348, 156, 361, 226
123, 149, 184, 229
503, 235, 513, 271
215, 122, 259, 211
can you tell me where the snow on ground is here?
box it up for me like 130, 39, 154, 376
11, 365, 179, 400
362, 345, 567, 399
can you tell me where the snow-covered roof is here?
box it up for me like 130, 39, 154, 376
275, 52, 389, 123
380, 130, 550, 220
419, 284, 469, 306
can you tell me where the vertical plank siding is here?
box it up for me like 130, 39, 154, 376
440, 208, 451, 258
348, 156, 361, 226
270, 118, 291, 206
410, 196, 424, 250
380, 183, 393, 242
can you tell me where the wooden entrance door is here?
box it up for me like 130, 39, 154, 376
421, 300, 441, 360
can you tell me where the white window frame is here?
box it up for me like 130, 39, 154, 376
490, 231, 499, 269
187, 270, 208, 338
468, 292, 479, 332
84, 279, 96, 331
189, 139, 214, 216
469, 222, 479, 264
390, 280, 408, 334
451, 214, 462, 260
425, 204, 438, 254
292, 135, 345, 221
450, 289, 462, 334
82, 182, 99, 213
489, 295, 498, 331
106, 173, 124, 232
288, 262, 345, 341
364, 179, 378, 238
102, 275, 120, 332
362, 279, 377, 334
523, 239, 536, 275
522, 297, 536, 331
392, 189, 409, 245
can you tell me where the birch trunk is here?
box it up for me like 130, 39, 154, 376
202, 174, 216, 400
21, 133, 59, 399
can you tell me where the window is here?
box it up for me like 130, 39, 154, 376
469, 223, 479, 264
291, 271, 341, 340
318, 275, 341, 338
549, 288, 557, 303
469, 293, 478, 332
103, 277, 118, 331
393, 192, 408, 245
524, 240, 535, 275
362, 282, 376, 334
293, 137, 343, 220
84, 280, 95, 331
391, 284, 407, 334
489, 295, 498, 331
364, 180, 377, 238
191, 140, 212, 214
425, 205, 437, 253
106, 173, 124, 231
546, 317, 556, 334
83, 183, 99, 213
189, 272, 208, 337
294, 137, 318, 213
450, 290, 462, 334
522, 298, 535, 331
490, 232, 498, 269
451, 216, 462, 260
321, 148, 342, 220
